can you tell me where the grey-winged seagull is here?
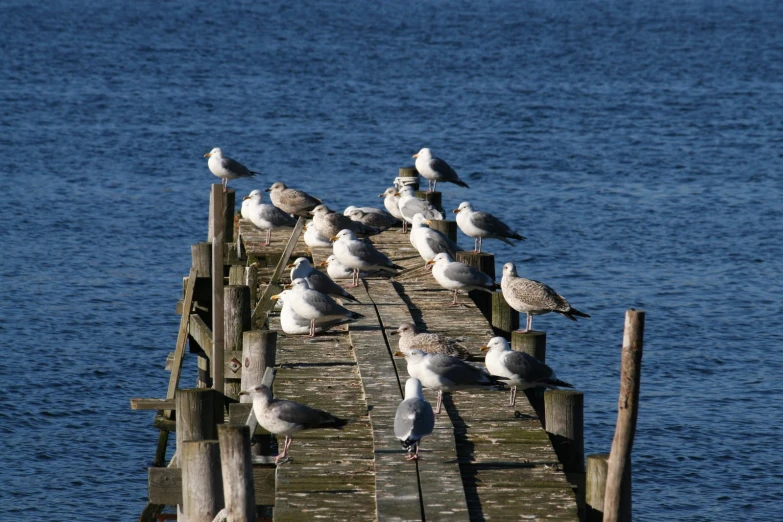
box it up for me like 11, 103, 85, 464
285, 278, 364, 337
413, 147, 469, 192
396, 186, 443, 233
271, 290, 357, 335
409, 213, 460, 265
240, 384, 347, 464
453, 201, 526, 253
242, 190, 297, 246
482, 336, 573, 406
287, 257, 358, 303
394, 378, 435, 460
331, 229, 402, 287
427, 252, 497, 305
205, 147, 257, 192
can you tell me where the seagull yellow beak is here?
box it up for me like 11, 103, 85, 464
243, 195, 251, 200
480, 346, 489, 352
453, 208, 461, 213
393, 192, 400, 196
330, 236, 339, 242
393, 351, 405, 357
318, 261, 328, 267
238, 390, 249, 396
378, 193, 384, 198
283, 284, 292, 289
270, 294, 281, 301
426, 260, 436, 265
204, 152, 212, 157
412, 153, 419, 158
286, 263, 295, 268
423, 219, 432, 225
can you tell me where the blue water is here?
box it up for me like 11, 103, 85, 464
1, 1, 781, 520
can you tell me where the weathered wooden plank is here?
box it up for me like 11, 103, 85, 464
131, 398, 177, 411
147, 466, 275, 505
189, 314, 213, 359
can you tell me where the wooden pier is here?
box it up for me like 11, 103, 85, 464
132, 184, 642, 521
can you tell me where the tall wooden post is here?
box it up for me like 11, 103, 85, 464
210, 184, 226, 394
175, 388, 224, 456
604, 309, 645, 522
217, 425, 256, 522
397, 166, 419, 191
544, 390, 584, 472
241, 330, 277, 401
492, 292, 519, 340
208, 188, 236, 243
181, 440, 224, 522
455, 251, 495, 321
586, 454, 610, 522
224, 285, 251, 401
511, 331, 546, 362
429, 219, 458, 243
191, 242, 212, 277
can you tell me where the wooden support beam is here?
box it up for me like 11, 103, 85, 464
131, 398, 176, 411
604, 309, 644, 522
191, 242, 212, 277
586, 453, 610, 522
147, 466, 275, 506
188, 314, 213, 359
175, 388, 225, 464
511, 330, 546, 362
224, 285, 251, 400
208, 188, 236, 243
491, 291, 519, 339
241, 331, 277, 402
211, 184, 226, 394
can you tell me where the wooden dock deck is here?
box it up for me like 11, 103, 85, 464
239, 220, 580, 521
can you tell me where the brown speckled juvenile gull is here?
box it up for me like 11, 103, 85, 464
240, 384, 347, 464
482, 336, 573, 406
500, 262, 590, 333
266, 181, 322, 216
391, 322, 470, 359
311, 204, 378, 239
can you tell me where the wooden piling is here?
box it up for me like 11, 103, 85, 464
455, 251, 495, 322
210, 184, 226, 394
224, 285, 251, 400
397, 166, 419, 190
246, 265, 258, 309
544, 390, 585, 472
604, 309, 644, 522
511, 330, 547, 362
191, 242, 212, 277
175, 388, 224, 458
208, 188, 236, 242
228, 265, 245, 285
585, 454, 610, 522
181, 440, 224, 522
240, 330, 277, 402
429, 219, 458, 243
415, 190, 442, 213
491, 292, 519, 340
217, 425, 256, 522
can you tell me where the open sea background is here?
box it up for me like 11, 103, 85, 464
1, 0, 781, 520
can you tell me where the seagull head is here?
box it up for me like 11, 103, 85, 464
413, 147, 432, 160
480, 336, 511, 353
411, 213, 430, 228
427, 252, 453, 266
289, 278, 311, 291
266, 181, 286, 193
343, 206, 358, 216
379, 187, 397, 198
243, 189, 263, 201
287, 257, 311, 270
310, 204, 330, 216
348, 209, 366, 220
270, 289, 289, 301
320, 254, 337, 268
397, 186, 415, 198
204, 147, 222, 158
453, 201, 472, 214
404, 378, 425, 400
331, 229, 357, 242
502, 262, 518, 278
391, 322, 418, 337
239, 384, 272, 402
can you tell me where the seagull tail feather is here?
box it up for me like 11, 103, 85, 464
559, 307, 590, 321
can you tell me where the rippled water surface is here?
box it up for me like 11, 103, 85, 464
1, 1, 782, 520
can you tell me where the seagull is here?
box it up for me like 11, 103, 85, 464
242, 190, 297, 246
397, 186, 444, 233
390, 322, 470, 359
427, 253, 497, 305
453, 201, 526, 253
379, 187, 405, 227
409, 213, 460, 265
204, 147, 257, 192
348, 209, 400, 231
501, 262, 590, 333
266, 182, 322, 217
285, 278, 364, 337
413, 148, 469, 192
240, 385, 347, 464
287, 257, 359, 303
319, 254, 355, 280
303, 220, 333, 248
331, 229, 403, 287
394, 350, 503, 414
311, 204, 378, 239
482, 336, 573, 406
394, 378, 435, 460
271, 290, 358, 335
343, 205, 387, 216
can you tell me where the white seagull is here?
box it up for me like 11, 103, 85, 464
453, 201, 526, 253
204, 147, 257, 192
242, 190, 297, 246
413, 147, 469, 192
331, 229, 402, 287
394, 378, 435, 460
427, 252, 497, 305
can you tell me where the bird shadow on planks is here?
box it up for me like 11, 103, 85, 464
442, 394, 486, 522
389, 282, 425, 325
